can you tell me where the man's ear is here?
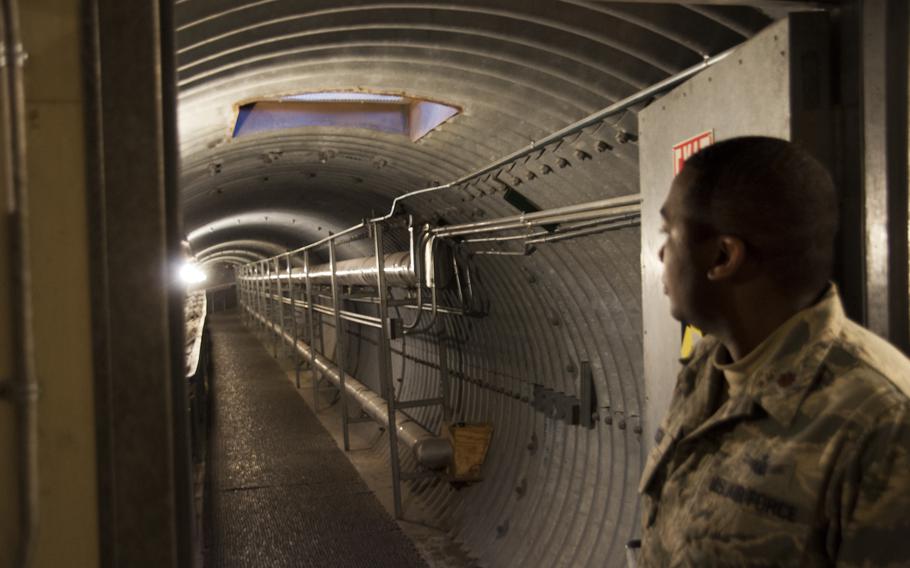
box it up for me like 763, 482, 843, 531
706, 236, 746, 281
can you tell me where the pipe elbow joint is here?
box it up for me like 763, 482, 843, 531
413, 437, 453, 469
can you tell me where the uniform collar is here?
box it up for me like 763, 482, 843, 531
735, 283, 843, 427
638, 285, 844, 496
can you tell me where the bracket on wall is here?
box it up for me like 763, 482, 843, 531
579, 361, 597, 429
531, 360, 598, 428
532, 384, 580, 424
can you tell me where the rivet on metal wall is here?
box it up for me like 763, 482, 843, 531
574, 149, 591, 160
261, 149, 283, 163
539, 164, 552, 175
526, 171, 537, 180
527, 432, 538, 454
615, 131, 637, 144
496, 520, 509, 538
596, 140, 613, 152
556, 157, 570, 168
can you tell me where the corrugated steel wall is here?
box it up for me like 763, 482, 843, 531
176, 2, 773, 565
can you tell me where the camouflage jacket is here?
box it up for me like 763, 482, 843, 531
639, 285, 910, 567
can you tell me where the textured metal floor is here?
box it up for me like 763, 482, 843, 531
205, 312, 428, 568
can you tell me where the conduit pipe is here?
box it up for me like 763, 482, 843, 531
244, 306, 453, 469
239, 44, 728, 275
247, 251, 417, 287
431, 193, 641, 238
368, 48, 733, 223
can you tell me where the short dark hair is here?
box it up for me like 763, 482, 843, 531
680, 136, 838, 294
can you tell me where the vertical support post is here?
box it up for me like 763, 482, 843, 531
262, 262, 268, 326
289, 252, 300, 388
267, 260, 274, 329
238, 267, 245, 324
269, 260, 278, 353
305, 250, 318, 407
250, 265, 256, 324
273, 256, 284, 358
329, 240, 351, 450
244, 267, 251, 325
437, 322, 452, 423
252, 265, 259, 325
244, 267, 250, 322
257, 262, 266, 331
861, 0, 910, 352
375, 222, 403, 519
579, 361, 596, 429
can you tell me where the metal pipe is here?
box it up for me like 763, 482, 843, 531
246, 251, 418, 288
345, 294, 466, 317
402, 229, 427, 331
431, 194, 641, 238
462, 231, 547, 244
285, 221, 367, 257
1, 0, 37, 565
524, 216, 641, 245
239, 46, 734, 273
472, 250, 531, 256
404, 287, 439, 336
269, 293, 384, 329
368, 47, 735, 223
244, 306, 452, 469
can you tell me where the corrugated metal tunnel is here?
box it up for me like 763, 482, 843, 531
176, 3, 778, 566
7, 1, 910, 567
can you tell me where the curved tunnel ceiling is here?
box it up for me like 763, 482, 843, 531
176, 2, 776, 566
177, 1, 773, 259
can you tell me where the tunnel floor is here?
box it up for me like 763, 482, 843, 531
204, 312, 428, 567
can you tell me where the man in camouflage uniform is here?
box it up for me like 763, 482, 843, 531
639, 137, 910, 566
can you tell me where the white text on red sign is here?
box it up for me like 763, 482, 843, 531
673, 130, 715, 175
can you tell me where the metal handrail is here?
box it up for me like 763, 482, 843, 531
243, 306, 452, 469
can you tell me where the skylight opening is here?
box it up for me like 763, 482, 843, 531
232, 91, 459, 142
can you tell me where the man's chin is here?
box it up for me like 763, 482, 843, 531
668, 304, 685, 323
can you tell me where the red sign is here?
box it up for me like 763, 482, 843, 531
673, 130, 715, 175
